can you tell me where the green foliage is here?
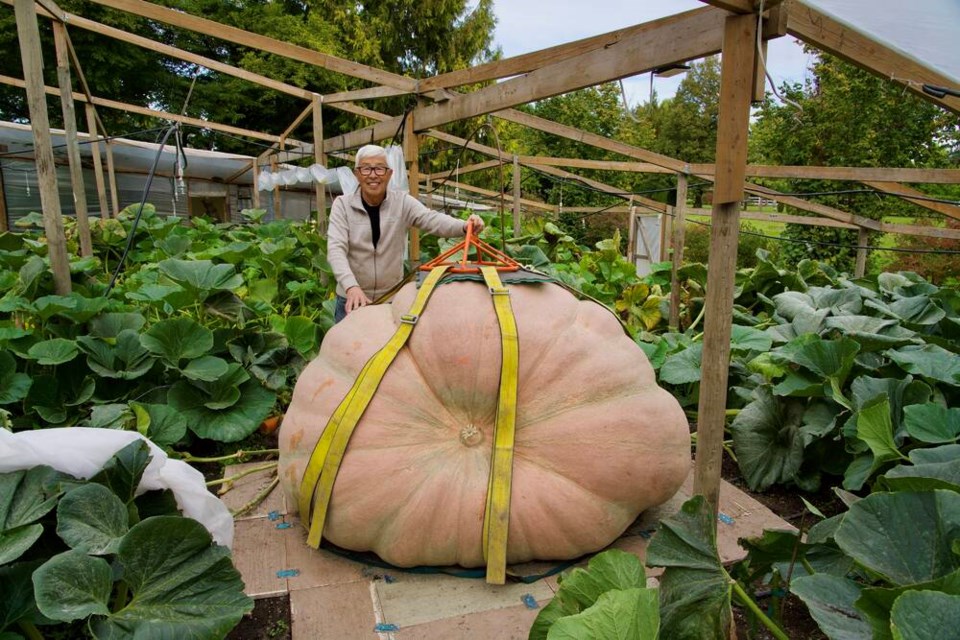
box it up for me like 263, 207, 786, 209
0, 441, 253, 638
0, 209, 335, 442
682, 221, 773, 269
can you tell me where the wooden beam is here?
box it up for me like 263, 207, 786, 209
53, 22, 92, 257
695, 13, 757, 514
416, 9, 730, 134
500, 110, 688, 173
2, 0, 317, 101
313, 95, 327, 233
404, 115, 420, 265
420, 8, 715, 92
15, 0, 71, 294
83, 0, 418, 91
519, 156, 675, 174
434, 179, 553, 212
0, 163, 7, 231
84, 103, 110, 218
329, 8, 731, 152
689, 208, 858, 229
879, 220, 960, 241
529, 163, 667, 213
699, 0, 784, 14
789, 1, 960, 115
862, 181, 960, 222
513, 155, 521, 238
0, 74, 305, 146
280, 102, 316, 146
738, 181, 881, 230
855, 227, 869, 277
425, 159, 502, 182
734, 165, 960, 184
669, 174, 688, 329
104, 136, 119, 216
323, 85, 411, 104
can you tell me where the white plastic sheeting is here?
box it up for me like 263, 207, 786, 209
805, 0, 960, 84
0, 428, 235, 548
255, 144, 409, 195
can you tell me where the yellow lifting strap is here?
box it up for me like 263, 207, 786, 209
298, 265, 451, 548
479, 266, 520, 585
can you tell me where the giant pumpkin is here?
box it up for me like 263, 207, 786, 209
279, 278, 690, 568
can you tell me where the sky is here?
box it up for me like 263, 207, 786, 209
489, 0, 815, 106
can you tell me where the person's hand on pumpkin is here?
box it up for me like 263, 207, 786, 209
464, 214, 485, 234
345, 286, 372, 314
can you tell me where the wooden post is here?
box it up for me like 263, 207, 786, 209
0, 163, 8, 232
626, 197, 637, 266
84, 103, 109, 220
104, 138, 120, 216
53, 22, 92, 257
512, 155, 521, 238
404, 114, 420, 265
855, 227, 869, 277
693, 13, 757, 515
251, 159, 260, 209
271, 156, 281, 219
669, 174, 689, 329
312, 95, 327, 233
15, 0, 71, 294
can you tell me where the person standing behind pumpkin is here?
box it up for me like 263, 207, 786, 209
327, 144, 484, 323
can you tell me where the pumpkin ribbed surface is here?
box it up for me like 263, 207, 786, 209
279, 280, 690, 568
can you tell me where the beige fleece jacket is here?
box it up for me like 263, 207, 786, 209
326, 190, 467, 300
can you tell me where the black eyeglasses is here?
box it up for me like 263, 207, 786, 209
357, 165, 389, 176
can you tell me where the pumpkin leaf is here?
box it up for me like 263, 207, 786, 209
158, 259, 243, 300
32, 550, 112, 622
88, 313, 147, 339
0, 560, 40, 632
890, 591, 960, 640
729, 386, 806, 491
170, 377, 276, 443
834, 490, 960, 586
855, 569, 960, 638
26, 338, 79, 366
78, 330, 155, 380
646, 495, 733, 640
530, 549, 647, 640
0, 351, 31, 405
660, 344, 703, 385
88, 516, 252, 638
140, 318, 214, 366
284, 316, 319, 356
730, 325, 773, 353
56, 484, 129, 555
131, 402, 187, 446
903, 404, 960, 444
545, 588, 659, 640
886, 345, 960, 387
881, 444, 960, 493
88, 440, 151, 506
856, 398, 907, 477
180, 355, 230, 382
790, 574, 872, 640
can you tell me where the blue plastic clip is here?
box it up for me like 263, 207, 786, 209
383, 574, 396, 584
718, 512, 735, 525
374, 623, 400, 632
276, 569, 300, 578
275, 522, 292, 529
522, 594, 539, 609
268, 511, 281, 521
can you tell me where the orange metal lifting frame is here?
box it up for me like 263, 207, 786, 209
419, 221, 520, 273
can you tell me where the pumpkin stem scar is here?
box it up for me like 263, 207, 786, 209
459, 423, 483, 447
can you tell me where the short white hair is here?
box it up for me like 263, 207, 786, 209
355, 144, 388, 167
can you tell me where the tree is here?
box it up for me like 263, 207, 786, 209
1, 0, 497, 153
749, 51, 956, 273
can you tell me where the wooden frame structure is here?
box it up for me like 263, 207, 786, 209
9, 0, 960, 515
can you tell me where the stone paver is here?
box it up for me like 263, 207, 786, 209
224, 464, 794, 638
